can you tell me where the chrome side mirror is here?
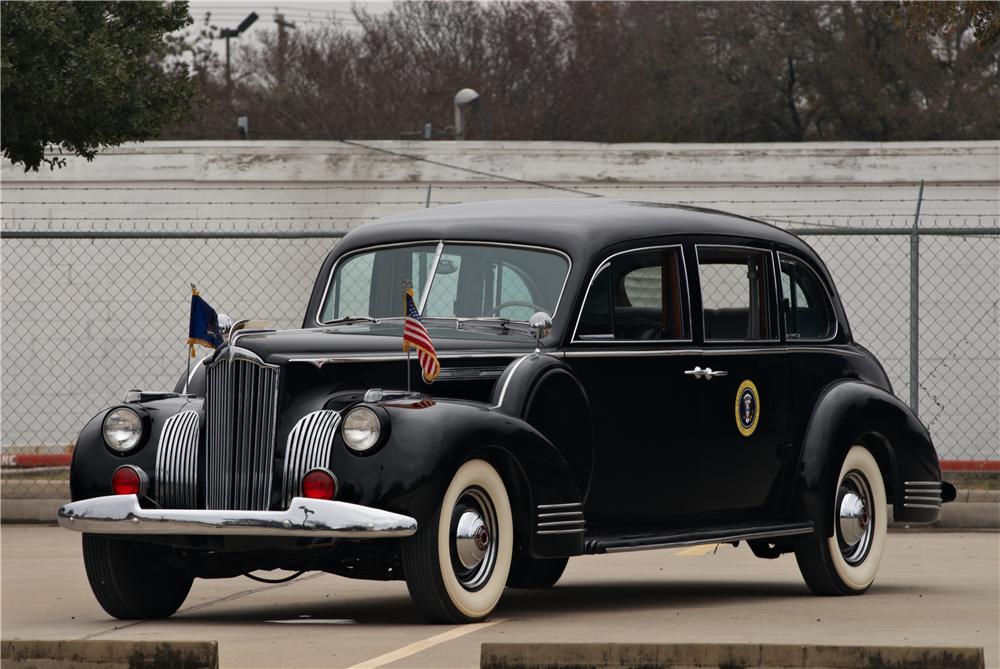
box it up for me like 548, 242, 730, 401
529, 311, 553, 351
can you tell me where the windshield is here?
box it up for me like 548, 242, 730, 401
320, 243, 569, 323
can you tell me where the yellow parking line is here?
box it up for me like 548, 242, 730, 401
344, 618, 505, 669
675, 543, 720, 557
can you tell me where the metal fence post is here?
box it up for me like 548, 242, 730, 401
909, 180, 924, 415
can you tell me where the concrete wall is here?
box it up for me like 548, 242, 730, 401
2, 141, 997, 461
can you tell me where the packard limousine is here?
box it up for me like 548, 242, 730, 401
59, 199, 955, 623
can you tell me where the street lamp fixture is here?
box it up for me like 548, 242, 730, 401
454, 88, 480, 140
217, 12, 259, 92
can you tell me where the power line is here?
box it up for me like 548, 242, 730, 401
337, 139, 602, 198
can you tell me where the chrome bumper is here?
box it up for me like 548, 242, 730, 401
57, 495, 418, 538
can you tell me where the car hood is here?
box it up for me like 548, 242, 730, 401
228, 322, 535, 366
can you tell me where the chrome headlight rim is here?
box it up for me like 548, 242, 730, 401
101, 406, 148, 454
341, 404, 389, 455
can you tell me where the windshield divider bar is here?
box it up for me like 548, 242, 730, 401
418, 241, 445, 314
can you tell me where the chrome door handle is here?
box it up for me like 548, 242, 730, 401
684, 366, 728, 380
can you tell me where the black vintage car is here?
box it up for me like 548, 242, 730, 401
60, 199, 955, 624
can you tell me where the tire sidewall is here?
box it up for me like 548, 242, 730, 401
435, 459, 513, 620
826, 445, 887, 591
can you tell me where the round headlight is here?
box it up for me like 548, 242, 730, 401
342, 406, 381, 452
103, 407, 143, 453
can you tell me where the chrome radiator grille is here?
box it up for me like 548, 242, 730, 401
154, 410, 200, 508
281, 410, 341, 507
205, 349, 280, 510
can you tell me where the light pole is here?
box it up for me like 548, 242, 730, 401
453, 88, 479, 140
217, 12, 259, 98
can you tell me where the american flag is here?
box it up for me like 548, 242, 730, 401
403, 287, 440, 383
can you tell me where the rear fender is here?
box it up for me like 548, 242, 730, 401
797, 380, 944, 536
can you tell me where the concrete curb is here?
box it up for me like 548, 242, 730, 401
1, 639, 218, 669
1, 499, 65, 524
480, 643, 986, 669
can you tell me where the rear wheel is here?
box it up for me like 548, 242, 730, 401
83, 534, 193, 619
507, 553, 568, 588
402, 459, 513, 623
795, 445, 888, 595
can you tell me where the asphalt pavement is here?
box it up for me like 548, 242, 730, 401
1, 527, 997, 668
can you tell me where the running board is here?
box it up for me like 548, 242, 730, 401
584, 521, 814, 554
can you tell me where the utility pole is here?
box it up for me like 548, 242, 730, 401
274, 13, 297, 90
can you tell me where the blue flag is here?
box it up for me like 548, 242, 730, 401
188, 286, 223, 357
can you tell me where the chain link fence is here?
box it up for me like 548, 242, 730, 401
2, 183, 997, 496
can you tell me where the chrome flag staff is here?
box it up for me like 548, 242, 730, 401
403, 282, 440, 386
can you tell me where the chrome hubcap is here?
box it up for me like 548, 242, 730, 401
450, 487, 498, 591
836, 470, 875, 565
455, 510, 489, 569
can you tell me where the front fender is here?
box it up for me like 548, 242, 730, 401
334, 397, 584, 557
69, 396, 197, 502
797, 380, 943, 536
489, 353, 595, 499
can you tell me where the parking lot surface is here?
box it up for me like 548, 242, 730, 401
2, 527, 997, 668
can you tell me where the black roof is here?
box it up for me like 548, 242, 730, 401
305, 198, 845, 334
336, 198, 815, 261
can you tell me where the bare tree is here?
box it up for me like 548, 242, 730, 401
160, 1, 1000, 142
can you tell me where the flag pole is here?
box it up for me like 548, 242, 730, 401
403, 279, 412, 393
184, 284, 195, 394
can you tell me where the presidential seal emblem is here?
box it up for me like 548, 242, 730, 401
735, 380, 760, 437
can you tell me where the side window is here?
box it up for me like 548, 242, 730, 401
698, 246, 777, 341
576, 247, 690, 341
779, 254, 836, 340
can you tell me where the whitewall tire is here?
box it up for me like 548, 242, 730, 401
402, 459, 514, 623
795, 445, 888, 595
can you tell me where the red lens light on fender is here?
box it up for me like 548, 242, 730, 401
302, 468, 337, 500
111, 465, 146, 496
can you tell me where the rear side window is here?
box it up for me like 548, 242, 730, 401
697, 246, 778, 341
576, 247, 690, 341
779, 253, 836, 340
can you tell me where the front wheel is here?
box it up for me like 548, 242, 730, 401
83, 534, 193, 619
402, 459, 514, 623
795, 445, 888, 595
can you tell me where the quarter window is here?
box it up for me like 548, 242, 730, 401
697, 247, 777, 341
779, 254, 836, 340
576, 247, 690, 341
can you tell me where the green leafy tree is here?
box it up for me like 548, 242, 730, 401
1, 1, 197, 171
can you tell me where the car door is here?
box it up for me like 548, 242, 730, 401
688, 243, 789, 517
565, 243, 704, 530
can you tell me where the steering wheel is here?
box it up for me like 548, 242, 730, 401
487, 301, 548, 317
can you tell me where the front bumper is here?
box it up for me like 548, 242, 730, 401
57, 495, 418, 538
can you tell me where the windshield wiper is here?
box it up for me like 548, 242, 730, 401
323, 316, 381, 325
456, 318, 534, 337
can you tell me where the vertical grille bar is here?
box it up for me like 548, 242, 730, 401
204, 349, 279, 511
